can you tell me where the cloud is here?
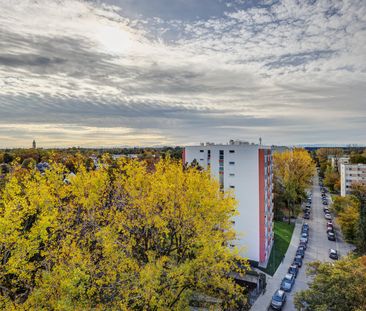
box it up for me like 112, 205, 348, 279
0, 0, 365, 147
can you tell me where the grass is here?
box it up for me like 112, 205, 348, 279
259, 221, 295, 276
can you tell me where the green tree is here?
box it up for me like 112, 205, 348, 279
324, 165, 340, 192
295, 256, 366, 311
351, 183, 366, 254
0, 158, 248, 310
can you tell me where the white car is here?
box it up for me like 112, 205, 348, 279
324, 213, 332, 220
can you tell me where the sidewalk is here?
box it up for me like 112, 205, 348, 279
250, 221, 302, 310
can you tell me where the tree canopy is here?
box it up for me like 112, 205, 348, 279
0, 158, 247, 310
295, 256, 366, 311
331, 195, 360, 243
273, 149, 315, 220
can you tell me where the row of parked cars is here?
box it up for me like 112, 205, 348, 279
270, 221, 311, 310
321, 183, 339, 260
303, 193, 312, 219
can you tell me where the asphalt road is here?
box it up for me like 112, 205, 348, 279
281, 174, 354, 311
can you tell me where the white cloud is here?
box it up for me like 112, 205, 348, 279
0, 0, 365, 147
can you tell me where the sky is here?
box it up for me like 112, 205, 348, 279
0, 0, 365, 148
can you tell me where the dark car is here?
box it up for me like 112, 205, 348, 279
296, 247, 305, 258
328, 231, 336, 241
293, 255, 303, 268
303, 213, 310, 219
329, 249, 339, 260
271, 289, 287, 310
288, 264, 299, 278
280, 273, 295, 292
299, 241, 307, 250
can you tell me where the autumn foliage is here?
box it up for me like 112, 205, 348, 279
0, 158, 247, 310
273, 149, 315, 220
295, 256, 366, 311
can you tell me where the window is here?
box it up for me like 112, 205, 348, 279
200, 159, 204, 161
229, 161, 235, 165
229, 185, 235, 189
200, 150, 204, 152
229, 173, 235, 177
229, 150, 235, 153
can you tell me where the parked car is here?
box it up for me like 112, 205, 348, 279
293, 255, 303, 268
271, 289, 287, 310
296, 246, 305, 258
325, 213, 332, 220
300, 237, 308, 246
328, 231, 336, 241
301, 233, 308, 243
327, 227, 334, 234
324, 207, 330, 213
281, 273, 296, 292
288, 264, 299, 278
329, 249, 339, 260
303, 213, 310, 219
327, 221, 333, 227
303, 223, 309, 229
299, 241, 307, 250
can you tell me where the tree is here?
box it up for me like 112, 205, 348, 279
350, 154, 366, 164
2, 153, 13, 164
331, 195, 359, 215
323, 165, 340, 192
0, 158, 248, 310
21, 157, 36, 169
273, 149, 315, 222
294, 256, 366, 311
315, 148, 343, 177
351, 183, 366, 254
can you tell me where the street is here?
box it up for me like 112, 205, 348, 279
282, 174, 354, 310
251, 173, 354, 311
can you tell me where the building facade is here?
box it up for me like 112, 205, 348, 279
183, 141, 274, 265
340, 163, 366, 196
331, 156, 350, 172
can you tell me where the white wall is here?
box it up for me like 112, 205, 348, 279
184, 145, 263, 262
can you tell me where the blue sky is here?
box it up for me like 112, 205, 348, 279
0, 0, 365, 147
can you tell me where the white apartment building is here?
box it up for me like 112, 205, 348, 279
183, 141, 274, 265
340, 163, 366, 196
331, 156, 350, 172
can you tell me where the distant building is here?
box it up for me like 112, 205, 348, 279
331, 156, 350, 172
32, 140, 36, 149
183, 141, 274, 266
340, 163, 366, 196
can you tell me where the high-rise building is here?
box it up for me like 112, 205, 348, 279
32, 139, 36, 149
340, 163, 366, 196
183, 141, 274, 265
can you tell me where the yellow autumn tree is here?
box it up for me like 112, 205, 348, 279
0, 158, 248, 310
273, 149, 315, 221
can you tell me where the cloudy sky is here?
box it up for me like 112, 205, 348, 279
0, 0, 365, 148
